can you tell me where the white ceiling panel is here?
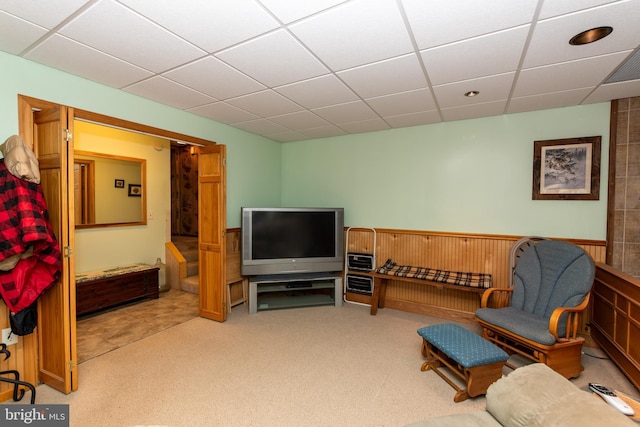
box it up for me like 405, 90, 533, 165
188, 102, 259, 124
25, 34, 153, 88
402, 0, 538, 49
258, 0, 348, 24
0, 10, 47, 55
164, 57, 265, 100
268, 111, 331, 129
514, 51, 632, 98
433, 73, 516, 109
232, 118, 290, 135
337, 54, 427, 99
312, 101, 379, 124
289, 0, 413, 71
421, 26, 530, 86
274, 75, 359, 109
339, 118, 391, 134
440, 100, 507, 122
216, 29, 328, 87
119, 0, 280, 53
0, 0, 90, 28
3, 0, 640, 142
383, 110, 442, 128
507, 88, 596, 114
60, 0, 205, 73
226, 90, 304, 117
124, 76, 215, 110
584, 78, 640, 104
524, 1, 640, 69
366, 88, 436, 117
300, 125, 348, 139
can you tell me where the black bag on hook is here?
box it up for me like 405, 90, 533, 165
10, 300, 38, 336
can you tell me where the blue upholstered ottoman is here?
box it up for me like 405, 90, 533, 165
417, 323, 509, 402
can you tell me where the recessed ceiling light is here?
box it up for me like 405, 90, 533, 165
569, 26, 613, 45
464, 91, 480, 97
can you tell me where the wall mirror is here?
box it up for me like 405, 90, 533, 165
74, 150, 147, 228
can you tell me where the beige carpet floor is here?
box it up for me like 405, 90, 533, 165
22, 300, 640, 427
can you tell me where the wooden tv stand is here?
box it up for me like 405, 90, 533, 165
76, 264, 159, 316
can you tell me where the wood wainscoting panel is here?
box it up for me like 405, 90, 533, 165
345, 228, 606, 324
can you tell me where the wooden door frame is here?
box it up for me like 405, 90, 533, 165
16, 95, 222, 394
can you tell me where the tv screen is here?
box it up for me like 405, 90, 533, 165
241, 207, 344, 276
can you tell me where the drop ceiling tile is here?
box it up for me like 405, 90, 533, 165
0, 11, 47, 55
402, 0, 538, 49
268, 111, 330, 130
274, 75, 359, 109
539, 0, 620, 19
188, 102, 259, 123
422, 26, 529, 86
583, 79, 640, 104
124, 76, 216, 110
59, 0, 206, 73
508, 88, 595, 114
268, 131, 309, 143
383, 111, 442, 128
232, 118, 290, 135
300, 125, 348, 139
119, 0, 279, 53
515, 51, 632, 98
25, 34, 153, 88
164, 57, 265, 100
226, 90, 304, 117
440, 100, 507, 122
339, 118, 391, 134
433, 73, 516, 109
258, 0, 348, 24
366, 88, 435, 117
525, 1, 640, 69
0, 0, 89, 28
312, 101, 379, 124
289, 0, 413, 70
337, 54, 427, 99
216, 29, 328, 87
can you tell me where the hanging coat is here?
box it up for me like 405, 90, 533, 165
0, 159, 61, 314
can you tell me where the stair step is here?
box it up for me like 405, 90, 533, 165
181, 275, 199, 295
181, 248, 199, 263
186, 260, 199, 277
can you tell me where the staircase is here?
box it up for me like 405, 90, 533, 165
172, 236, 199, 294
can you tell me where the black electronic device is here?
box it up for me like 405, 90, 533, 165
347, 252, 375, 271
346, 274, 373, 296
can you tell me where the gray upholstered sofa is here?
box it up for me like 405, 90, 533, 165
407, 363, 635, 427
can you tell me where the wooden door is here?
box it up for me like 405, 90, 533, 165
197, 144, 227, 321
18, 95, 77, 393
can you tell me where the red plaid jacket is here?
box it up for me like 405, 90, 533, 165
0, 160, 61, 313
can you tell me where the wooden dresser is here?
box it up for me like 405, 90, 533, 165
590, 263, 640, 390
76, 264, 159, 316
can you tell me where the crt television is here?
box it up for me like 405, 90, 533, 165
241, 207, 344, 276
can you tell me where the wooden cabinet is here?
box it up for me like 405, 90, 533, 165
590, 263, 640, 389
76, 267, 159, 316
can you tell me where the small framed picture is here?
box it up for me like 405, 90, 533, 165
532, 136, 601, 200
114, 179, 125, 188
128, 184, 142, 197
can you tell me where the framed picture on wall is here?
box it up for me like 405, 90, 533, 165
114, 179, 125, 188
532, 136, 601, 200
128, 184, 142, 197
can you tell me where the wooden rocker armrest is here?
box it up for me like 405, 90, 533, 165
548, 293, 591, 341
480, 287, 513, 308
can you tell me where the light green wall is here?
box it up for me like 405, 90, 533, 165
281, 104, 610, 240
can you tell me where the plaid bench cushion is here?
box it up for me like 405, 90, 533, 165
376, 258, 492, 289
